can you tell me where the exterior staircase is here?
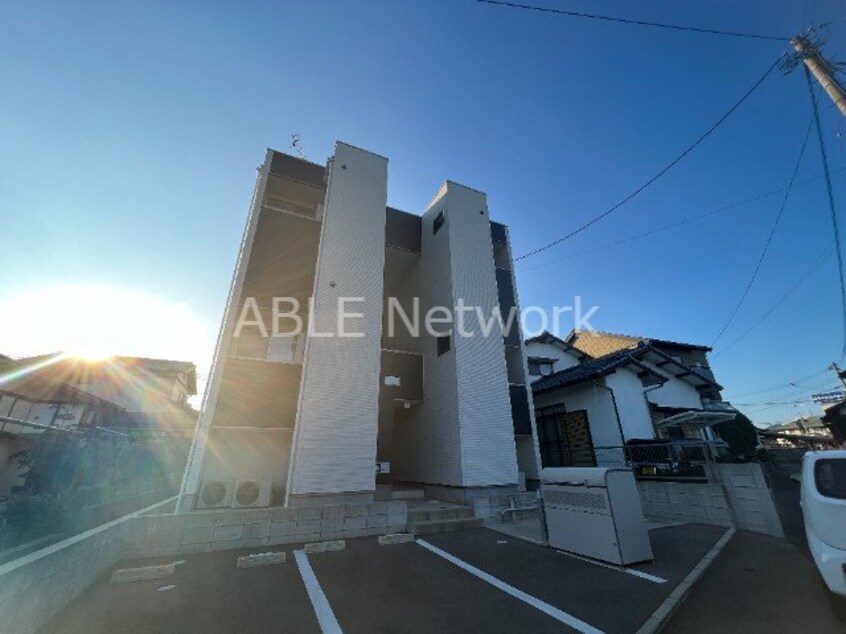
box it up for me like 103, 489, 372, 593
407, 500, 483, 535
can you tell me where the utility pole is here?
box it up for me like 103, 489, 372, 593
791, 34, 846, 118
831, 362, 846, 391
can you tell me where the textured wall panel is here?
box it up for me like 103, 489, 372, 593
288, 144, 388, 495
446, 183, 518, 487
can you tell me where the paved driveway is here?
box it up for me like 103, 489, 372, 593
40, 524, 727, 634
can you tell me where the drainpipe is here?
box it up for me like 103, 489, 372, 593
594, 377, 626, 466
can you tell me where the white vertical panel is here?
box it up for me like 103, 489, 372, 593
445, 182, 518, 486
288, 143, 388, 496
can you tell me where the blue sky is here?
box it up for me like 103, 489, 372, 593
2, 0, 846, 425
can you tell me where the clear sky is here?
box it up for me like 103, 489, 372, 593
2, 0, 846, 425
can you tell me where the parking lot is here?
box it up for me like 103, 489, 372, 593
40, 524, 728, 634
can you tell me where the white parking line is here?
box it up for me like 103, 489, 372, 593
293, 550, 343, 634
554, 550, 668, 584
416, 539, 605, 634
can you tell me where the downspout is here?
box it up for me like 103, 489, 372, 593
642, 383, 663, 438
594, 377, 626, 462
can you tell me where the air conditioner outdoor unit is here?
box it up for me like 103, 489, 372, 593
197, 479, 234, 510
232, 479, 272, 508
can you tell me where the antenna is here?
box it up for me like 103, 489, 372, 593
289, 133, 307, 160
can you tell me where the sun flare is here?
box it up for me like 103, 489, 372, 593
0, 284, 213, 369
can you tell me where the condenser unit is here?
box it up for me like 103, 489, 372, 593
232, 479, 272, 508
197, 479, 234, 509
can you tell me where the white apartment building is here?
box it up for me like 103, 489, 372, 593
178, 142, 539, 511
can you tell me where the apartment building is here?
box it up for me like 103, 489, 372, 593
177, 142, 538, 511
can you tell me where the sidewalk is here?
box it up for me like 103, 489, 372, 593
663, 530, 844, 633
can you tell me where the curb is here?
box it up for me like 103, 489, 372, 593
635, 527, 736, 634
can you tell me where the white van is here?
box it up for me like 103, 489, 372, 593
801, 450, 846, 597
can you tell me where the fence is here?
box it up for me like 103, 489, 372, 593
593, 441, 728, 483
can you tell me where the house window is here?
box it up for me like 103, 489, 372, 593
535, 406, 596, 468
433, 210, 445, 235
437, 334, 451, 356
528, 359, 555, 377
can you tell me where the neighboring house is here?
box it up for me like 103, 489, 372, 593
763, 416, 836, 447
17, 354, 198, 436
821, 401, 846, 446
0, 354, 126, 495
179, 143, 538, 511
525, 330, 735, 470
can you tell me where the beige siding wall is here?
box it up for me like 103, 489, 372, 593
288, 143, 388, 496
447, 183, 517, 487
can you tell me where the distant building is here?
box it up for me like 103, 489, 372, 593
178, 143, 538, 511
525, 330, 734, 470
0, 354, 126, 494
16, 354, 198, 436
762, 415, 835, 447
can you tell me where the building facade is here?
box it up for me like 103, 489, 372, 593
178, 142, 538, 511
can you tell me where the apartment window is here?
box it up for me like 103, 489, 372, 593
528, 359, 555, 377
437, 334, 451, 356
433, 210, 445, 235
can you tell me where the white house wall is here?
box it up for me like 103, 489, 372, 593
604, 369, 656, 440
447, 183, 518, 487
288, 143, 388, 497
525, 341, 581, 371
643, 362, 704, 410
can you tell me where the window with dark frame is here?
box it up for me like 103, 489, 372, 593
436, 334, 451, 356
528, 359, 555, 376
433, 210, 445, 234
535, 406, 596, 468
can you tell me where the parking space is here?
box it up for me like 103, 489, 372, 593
39, 545, 322, 634
39, 523, 727, 634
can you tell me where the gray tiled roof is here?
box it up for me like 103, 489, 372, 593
531, 345, 659, 394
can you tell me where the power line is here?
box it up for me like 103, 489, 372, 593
515, 56, 784, 261
711, 120, 814, 346
518, 165, 846, 274
714, 243, 834, 359
477, 0, 789, 42
805, 65, 846, 359
728, 367, 831, 399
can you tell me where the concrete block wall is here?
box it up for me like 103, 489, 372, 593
637, 463, 784, 538
0, 497, 175, 634
125, 500, 408, 557
638, 481, 732, 527
716, 463, 784, 538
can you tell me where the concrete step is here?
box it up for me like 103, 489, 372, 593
409, 516, 483, 535
408, 506, 475, 523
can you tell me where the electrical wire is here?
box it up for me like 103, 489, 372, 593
477, 1, 789, 41
728, 367, 831, 399
713, 243, 834, 359
515, 56, 784, 261
805, 65, 846, 359
711, 120, 814, 346
517, 167, 845, 274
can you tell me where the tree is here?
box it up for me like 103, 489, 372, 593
714, 412, 759, 459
